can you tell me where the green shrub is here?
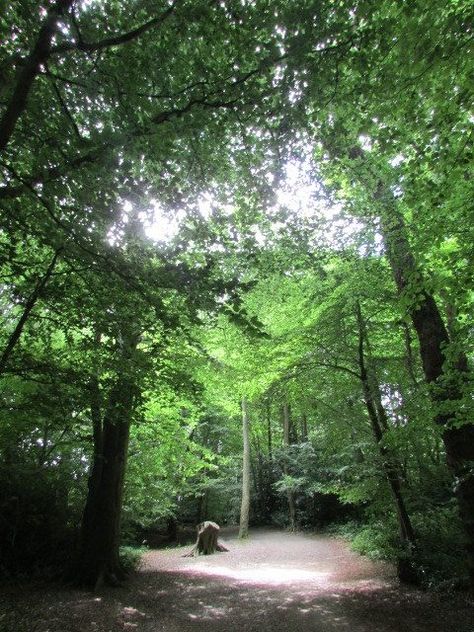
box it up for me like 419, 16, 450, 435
412, 502, 468, 587
119, 545, 148, 572
328, 504, 469, 589
351, 520, 401, 561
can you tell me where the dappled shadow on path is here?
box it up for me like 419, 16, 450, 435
1, 530, 472, 632
123, 566, 471, 632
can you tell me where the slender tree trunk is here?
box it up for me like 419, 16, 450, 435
251, 460, 259, 500
347, 399, 365, 463
254, 432, 267, 521
196, 490, 208, 524
282, 403, 296, 530
167, 516, 178, 542
401, 320, 419, 388
371, 381, 389, 432
266, 398, 273, 459
0, 0, 73, 152
301, 414, 308, 442
356, 302, 418, 583
264, 398, 275, 520
351, 429, 365, 464
380, 206, 474, 589
239, 396, 251, 538
80, 330, 104, 549
0, 248, 61, 377
38, 421, 50, 467
77, 332, 138, 588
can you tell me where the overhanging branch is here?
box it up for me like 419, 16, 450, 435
50, 2, 178, 55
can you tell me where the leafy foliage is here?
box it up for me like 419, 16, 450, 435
0, 0, 472, 588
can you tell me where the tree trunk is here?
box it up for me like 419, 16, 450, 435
239, 396, 251, 538
356, 302, 418, 583
77, 333, 138, 589
196, 489, 208, 525
83, 330, 104, 524
380, 206, 474, 589
264, 398, 275, 520
266, 397, 273, 459
401, 320, 419, 388
301, 414, 308, 442
254, 435, 267, 521
282, 403, 296, 531
166, 516, 178, 543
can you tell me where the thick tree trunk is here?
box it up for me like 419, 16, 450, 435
78, 379, 134, 588
380, 207, 474, 589
0, 249, 61, 377
83, 331, 104, 518
282, 403, 296, 531
356, 302, 418, 583
239, 397, 251, 539
77, 333, 138, 589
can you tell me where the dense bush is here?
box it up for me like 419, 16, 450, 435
0, 464, 83, 576
326, 505, 468, 588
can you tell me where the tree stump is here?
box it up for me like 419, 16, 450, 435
182, 521, 229, 557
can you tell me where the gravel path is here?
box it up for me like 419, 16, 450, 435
1, 528, 472, 632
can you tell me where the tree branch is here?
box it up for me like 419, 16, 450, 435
47, 65, 83, 140
0, 248, 62, 377
0, 53, 281, 199
0, 0, 74, 152
50, 2, 178, 55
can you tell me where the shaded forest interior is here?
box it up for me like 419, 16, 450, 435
0, 0, 473, 594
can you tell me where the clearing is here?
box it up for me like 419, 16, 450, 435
1, 528, 472, 632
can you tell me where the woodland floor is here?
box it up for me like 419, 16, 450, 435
1, 527, 473, 632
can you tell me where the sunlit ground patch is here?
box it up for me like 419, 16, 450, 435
180, 564, 331, 585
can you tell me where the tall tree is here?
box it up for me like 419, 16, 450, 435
239, 396, 251, 539
355, 300, 417, 582
281, 0, 474, 586
282, 403, 296, 531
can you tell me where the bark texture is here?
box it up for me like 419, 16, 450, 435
77, 333, 139, 589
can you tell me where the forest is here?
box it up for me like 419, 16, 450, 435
0, 0, 473, 616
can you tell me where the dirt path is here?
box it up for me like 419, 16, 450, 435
1, 528, 472, 632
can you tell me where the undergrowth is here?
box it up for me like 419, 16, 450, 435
119, 545, 148, 572
323, 505, 469, 590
